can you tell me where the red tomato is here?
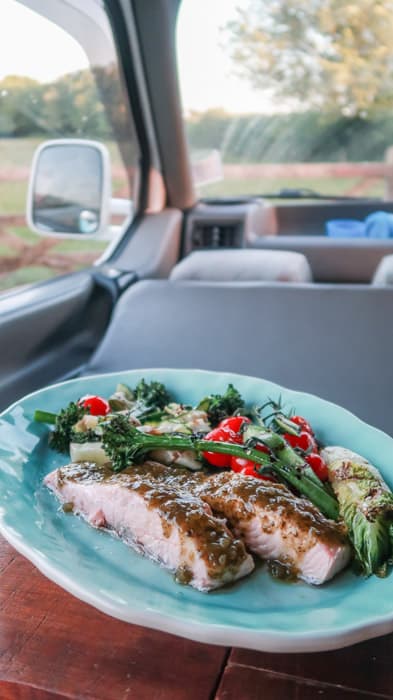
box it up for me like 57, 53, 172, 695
202, 427, 242, 467
290, 415, 314, 435
231, 455, 255, 472
230, 444, 270, 475
306, 453, 329, 482
233, 461, 275, 481
79, 395, 110, 416
283, 430, 317, 453
218, 416, 251, 432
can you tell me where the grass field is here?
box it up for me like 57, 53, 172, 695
0, 223, 107, 288
197, 176, 385, 199
0, 137, 126, 170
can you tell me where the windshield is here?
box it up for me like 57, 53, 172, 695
176, 0, 393, 201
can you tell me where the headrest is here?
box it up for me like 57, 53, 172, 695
169, 249, 312, 283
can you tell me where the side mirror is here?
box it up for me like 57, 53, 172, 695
27, 139, 111, 238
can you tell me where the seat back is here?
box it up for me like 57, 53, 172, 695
86, 280, 393, 435
372, 254, 393, 285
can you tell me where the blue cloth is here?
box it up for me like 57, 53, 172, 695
326, 219, 365, 238
364, 211, 393, 238
326, 212, 393, 238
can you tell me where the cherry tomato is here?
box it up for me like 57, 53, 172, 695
233, 462, 275, 481
230, 444, 270, 475
218, 416, 251, 432
202, 427, 242, 467
306, 453, 329, 482
283, 430, 317, 453
290, 415, 314, 435
79, 395, 110, 416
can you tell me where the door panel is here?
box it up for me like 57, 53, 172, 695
0, 271, 114, 410
0, 207, 183, 410
112, 209, 182, 278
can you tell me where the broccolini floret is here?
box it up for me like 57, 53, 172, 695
134, 379, 172, 409
197, 383, 245, 427
48, 402, 86, 454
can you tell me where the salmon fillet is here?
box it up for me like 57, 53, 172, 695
135, 464, 351, 585
44, 462, 254, 592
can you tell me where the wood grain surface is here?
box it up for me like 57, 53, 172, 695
0, 536, 392, 700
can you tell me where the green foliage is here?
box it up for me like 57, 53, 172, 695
197, 384, 245, 427
0, 75, 44, 136
186, 110, 393, 164
134, 379, 172, 410
0, 64, 136, 159
69, 428, 101, 445
48, 402, 85, 454
101, 414, 148, 472
0, 69, 109, 137
225, 0, 393, 117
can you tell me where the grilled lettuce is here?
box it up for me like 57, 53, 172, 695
321, 446, 393, 576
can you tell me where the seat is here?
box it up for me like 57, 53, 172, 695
169, 249, 312, 282
372, 254, 393, 285
85, 280, 393, 436
252, 235, 393, 283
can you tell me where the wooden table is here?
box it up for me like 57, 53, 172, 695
1, 536, 392, 700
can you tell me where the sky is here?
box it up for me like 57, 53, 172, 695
0, 0, 271, 114
177, 0, 271, 113
0, 0, 89, 83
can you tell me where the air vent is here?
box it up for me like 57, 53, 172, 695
191, 222, 239, 249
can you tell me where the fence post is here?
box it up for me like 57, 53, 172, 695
384, 147, 393, 200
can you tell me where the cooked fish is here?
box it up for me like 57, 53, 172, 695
44, 462, 254, 592
137, 463, 351, 585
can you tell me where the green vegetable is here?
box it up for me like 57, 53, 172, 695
34, 403, 102, 451
244, 425, 339, 520
101, 414, 267, 472
197, 383, 245, 427
109, 380, 173, 422
34, 409, 57, 425
134, 379, 171, 409
116, 383, 135, 401
270, 413, 301, 436
108, 398, 131, 412
321, 447, 393, 576
34, 379, 173, 454
69, 429, 101, 445
35, 402, 85, 454
101, 415, 338, 519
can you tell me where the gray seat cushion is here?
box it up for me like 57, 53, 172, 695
169, 249, 312, 282
86, 280, 393, 436
372, 254, 393, 285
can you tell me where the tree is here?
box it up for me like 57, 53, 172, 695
41, 70, 108, 137
226, 0, 393, 116
0, 75, 44, 136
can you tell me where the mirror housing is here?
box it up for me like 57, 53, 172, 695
27, 139, 111, 239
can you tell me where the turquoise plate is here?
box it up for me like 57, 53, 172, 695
1, 368, 393, 653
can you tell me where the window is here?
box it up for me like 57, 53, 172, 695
0, 0, 139, 294
177, 0, 393, 202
